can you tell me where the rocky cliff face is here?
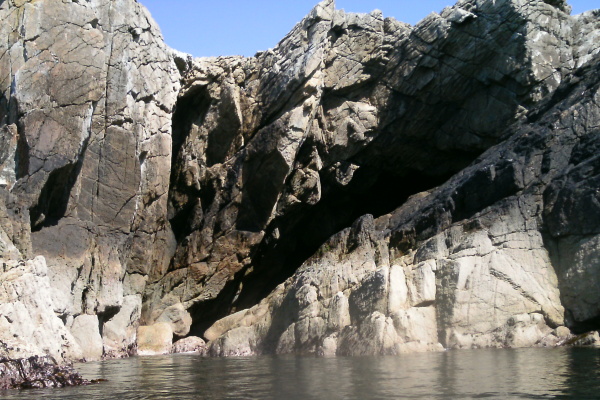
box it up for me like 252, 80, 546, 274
206, 51, 600, 356
0, 0, 599, 364
0, 0, 179, 361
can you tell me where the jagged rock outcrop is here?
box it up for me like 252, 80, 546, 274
0, 0, 599, 368
150, 0, 600, 353
206, 52, 600, 355
0, 256, 82, 361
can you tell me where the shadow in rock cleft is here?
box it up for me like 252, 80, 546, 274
233, 165, 454, 313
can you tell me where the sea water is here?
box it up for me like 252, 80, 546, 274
2, 347, 600, 399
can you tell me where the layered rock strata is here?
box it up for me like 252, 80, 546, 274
0, 0, 598, 365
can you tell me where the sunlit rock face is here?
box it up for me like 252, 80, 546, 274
0, 0, 599, 362
0, 0, 180, 361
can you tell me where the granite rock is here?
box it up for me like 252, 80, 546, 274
203, 13, 600, 354
157, 0, 600, 356
0, 256, 82, 362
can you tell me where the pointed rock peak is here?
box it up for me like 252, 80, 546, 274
370, 9, 384, 19
309, 0, 335, 22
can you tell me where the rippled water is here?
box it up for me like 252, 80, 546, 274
2, 348, 600, 399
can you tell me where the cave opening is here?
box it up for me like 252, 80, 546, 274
186, 161, 455, 339
569, 315, 600, 335
29, 163, 76, 232
187, 276, 241, 339
230, 165, 454, 312
169, 85, 211, 242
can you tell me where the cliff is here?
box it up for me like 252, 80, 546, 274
0, 0, 599, 369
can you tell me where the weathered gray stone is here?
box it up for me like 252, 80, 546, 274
152, 0, 600, 351
202, 11, 600, 355
0, 257, 82, 362
101, 295, 141, 358
0, 0, 180, 362
156, 302, 193, 337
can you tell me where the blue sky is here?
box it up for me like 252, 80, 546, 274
139, 0, 599, 57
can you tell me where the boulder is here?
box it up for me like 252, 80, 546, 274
156, 303, 193, 337
137, 323, 173, 356
172, 336, 207, 354
102, 295, 142, 358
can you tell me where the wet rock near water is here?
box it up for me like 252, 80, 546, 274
172, 336, 207, 354
137, 323, 174, 356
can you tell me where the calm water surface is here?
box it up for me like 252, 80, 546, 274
2, 348, 600, 399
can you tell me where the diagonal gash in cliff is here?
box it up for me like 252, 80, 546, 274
0, 0, 599, 364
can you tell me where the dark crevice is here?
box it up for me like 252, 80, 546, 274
29, 163, 76, 231
168, 85, 211, 242
205, 85, 242, 167
0, 90, 7, 127
97, 306, 120, 338
168, 199, 199, 243
450, 159, 524, 223
13, 120, 29, 180
231, 165, 454, 312
173, 55, 191, 76
29, 109, 94, 232
171, 85, 211, 163
237, 130, 290, 232
569, 315, 600, 335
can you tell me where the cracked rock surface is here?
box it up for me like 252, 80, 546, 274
0, 0, 179, 362
0, 0, 599, 367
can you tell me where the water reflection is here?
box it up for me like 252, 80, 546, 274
557, 348, 600, 399
1, 348, 600, 399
